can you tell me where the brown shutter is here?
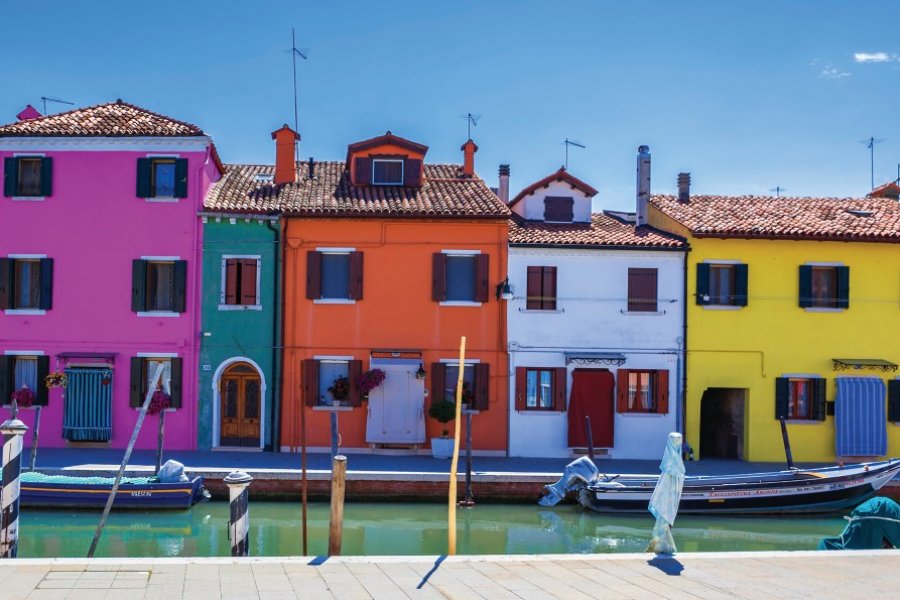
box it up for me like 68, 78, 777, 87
628, 268, 657, 312
474, 363, 490, 410
656, 370, 669, 414
543, 267, 557, 310
306, 251, 322, 300
474, 254, 490, 303
240, 259, 257, 305
347, 360, 363, 407
432, 253, 447, 302
354, 157, 371, 185
404, 158, 422, 187
302, 359, 319, 406
224, 259, 238, 304
515, 367, 527, 411
130, 357, 144, 408
616, 369, 629, 413
526, 267, 541, 310
553, 367, 567, 411
431, 362, 446, 404
349, 251, 364, 300
168, 357, 183, 409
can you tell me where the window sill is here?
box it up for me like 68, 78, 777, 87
440, 301, 483, 307
136, 311, 180, 318
620, 310, 666, 316
312, 405, 354, 412
618, 412, 667, 417
313, 299, 357, 305
516, 409, 564, 414
144, 197, 180, 203
218, 304, 262, 311
11, 196, 46, 201
700, 305, 743, 311
803, 307, 845, 313
518, 308, 564, 314
4, 309, 46, 316
783, 419, 825, 425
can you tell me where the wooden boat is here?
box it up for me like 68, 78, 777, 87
539, 457, 900, 515
19, 472, 208, 510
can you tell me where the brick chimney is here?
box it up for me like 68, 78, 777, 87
677, 172, 691, 204
271, 124, 301, 185
636, 145, 650, 226
498, 164, 510, 204
461, 139, 478, 177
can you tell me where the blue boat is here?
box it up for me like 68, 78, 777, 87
20, 472, 207, 510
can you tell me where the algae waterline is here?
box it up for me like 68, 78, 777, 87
18, 502, 849, 558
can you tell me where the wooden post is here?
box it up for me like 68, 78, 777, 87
28, 406, 41, 472
154, 410, 166, 474
464, 411, 474, 506
330, 411, 339, 458
300, 385, 308, 556
328, 455, 347, 556
779, 416, 794, 469
448, 336, 466, 556
584, 416, 595, 462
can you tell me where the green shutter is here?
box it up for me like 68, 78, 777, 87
130, 357, 144, 408
695, 263, 710, 305
813, 378, 827, 421
3, 157, 17, 197
39, 258, 53, 310
131, 260, 147, 312
40, 157, 53, 197
0, 356, 10, 406
888, 380, 900, 423
0, 258, 10, 310
173, 260, 187, 313
734, 263, 748, 307
775, 377, 790, 419
35, 356, 50, 406
168, 358, 183, 409
136, 158, 151, 198
798, 265, 813, 308
174, 158, 188, 198
836, 266, 850, 309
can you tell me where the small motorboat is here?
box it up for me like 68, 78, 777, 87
539, 456, 900, 515
20, 471, 207, 510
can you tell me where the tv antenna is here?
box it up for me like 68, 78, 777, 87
40, 96, 74, 115
860, 136, 884, 190
459, 113, 480, 139
769, 186, 788, 197
563, 138, 585, 169
289, 28, 308, 163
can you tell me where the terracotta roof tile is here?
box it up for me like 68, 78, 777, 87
204, 161, 510, 218
651, 194, 900, 242
0, 100, 205, 137
508, 213, 686, 248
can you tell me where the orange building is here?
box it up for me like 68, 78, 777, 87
207, 128, 510, 454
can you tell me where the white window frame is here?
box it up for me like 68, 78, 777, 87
10, 153, 47, 201
700, 259, 743, 310
802, 261, 846, 313
136, 256, 181, 317
440, 249, 482, 307
314, 248, 356, 304
371, 159, 404, 185
219, 255, 262, 311
780, 373, 825, 424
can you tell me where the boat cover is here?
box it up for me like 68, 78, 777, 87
819, 497, 900, 550
647, 432, 684, 554
835, 377, 887, 457
21, 472, 152, 485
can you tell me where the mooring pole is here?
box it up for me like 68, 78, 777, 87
464, 411, 474, 505
28, 406, 41, 471
448, 336, 466, 556
300, 394, 308, 556
225, 471, 253, 557
0, 406, 28, 558
330, 411, 339, 458
584, 416, 595, 462
779, 416, 794, 469
154, 410, 166, 474
328, 455, 347, 556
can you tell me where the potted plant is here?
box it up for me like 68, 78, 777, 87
10, 384, 35, 408
428, 398, 456, 458
327, 376, 349, 406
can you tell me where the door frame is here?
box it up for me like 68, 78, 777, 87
212, 356, 266, 449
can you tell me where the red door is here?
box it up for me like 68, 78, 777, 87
567, 369, 615, 447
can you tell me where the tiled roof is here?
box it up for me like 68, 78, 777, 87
867, 181, 900, 199
508, 168, 599, 208
204, 161, 510, 218
508, 213, 687, 249
0, 100, 205, 137
651, 194, 900, 242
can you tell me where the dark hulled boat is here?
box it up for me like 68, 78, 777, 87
20, 472, 207, 510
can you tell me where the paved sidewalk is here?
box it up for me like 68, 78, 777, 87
2, 551, 898, 599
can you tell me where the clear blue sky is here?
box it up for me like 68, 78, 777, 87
3, 1, 899, 210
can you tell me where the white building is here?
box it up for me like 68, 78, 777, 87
503, 149, 688, 459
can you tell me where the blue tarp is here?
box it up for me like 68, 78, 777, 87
835, 377, 887, 457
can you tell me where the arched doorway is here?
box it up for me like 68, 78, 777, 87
220, 362, 262, 448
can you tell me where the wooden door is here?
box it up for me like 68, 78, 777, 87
365, 361, 425, 444
220, 363, 261, 447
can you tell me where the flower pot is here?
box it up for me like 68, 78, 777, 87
430, 437, 455, 459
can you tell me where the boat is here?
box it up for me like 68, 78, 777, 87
20, 471, 208, 510
539, 456, 900, 515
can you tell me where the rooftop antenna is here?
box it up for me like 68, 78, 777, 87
563, 138, 585, 169
860, 136, 884, 190
459, 113, 480, 139
770, 186, 788, 197
40, 96, 74, 115
290, 28, 308, 164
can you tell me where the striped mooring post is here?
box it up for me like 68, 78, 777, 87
0, 412, 28, 558
224, 471, 253, 557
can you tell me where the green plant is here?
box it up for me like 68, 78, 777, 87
428, 399, 456, 437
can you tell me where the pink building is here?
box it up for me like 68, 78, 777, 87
0, 101, 222, 450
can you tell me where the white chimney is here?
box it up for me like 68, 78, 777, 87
636, 145, 651, 226
498, 164, 510, 204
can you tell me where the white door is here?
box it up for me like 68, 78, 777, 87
366, 361, 425, 444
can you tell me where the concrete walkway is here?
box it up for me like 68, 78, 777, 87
2, 551, 898, 600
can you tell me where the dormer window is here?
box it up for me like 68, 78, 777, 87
544, 196, 574, 223
372, 159, 404, 185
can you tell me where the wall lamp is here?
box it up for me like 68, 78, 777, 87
416, 363, 427, 379
496, 277, 513, 301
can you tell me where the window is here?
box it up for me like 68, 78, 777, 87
3, 156, 52, 197
302, 359, 363, 407
223, 258, 259, 306
0, 257, 53, 311
526, 267, 557, 310
696, 263, 748, 307
432, 253, 489, 303
136, 157, 187, 199
0, 355, 50, 406
372, 159, 403, 185
306, 251, 363, 301
775, 377, 825, 421
627, 268, 657, 312
543, 196, 574, 222
129, 356, 183, 408
799, 265, 849, 309
319, 360, 349, 406
889, 380, 900, 423
514, 367, 566, 411
151, 159, 176, 198
131, 259, 187, 313
430, 362, 490, 410
616, 369, 669, 414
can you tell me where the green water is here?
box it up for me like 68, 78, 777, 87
18, 503, 847, 558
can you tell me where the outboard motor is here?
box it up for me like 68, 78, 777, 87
538, 457, 600, 507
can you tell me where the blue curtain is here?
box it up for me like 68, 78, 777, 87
63, 368, 113, 442
836, 377, 887, 457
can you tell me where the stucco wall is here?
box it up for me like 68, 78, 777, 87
511, 181, 593, 223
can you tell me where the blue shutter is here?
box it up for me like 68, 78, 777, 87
889, 380, 900, 423
173, 260, 187, 313
696, 263, 710, 305
39, 258, 53, 310
3, 157, 17, 197
169, 358, 183, 409
174, 158, 189, 198
0, 258, 10, 310
136, 158, 152, 198
775, 378, 790, 419
130, 357, 144, 408
40, 157, 53, 197
813, 378, 827, 421
798, 265, 813, 308
734, 263, 748, 307
0, 356, 9, 407
836, 266, 850, 309
35, 356, 50, 406
131, 260, 147, 312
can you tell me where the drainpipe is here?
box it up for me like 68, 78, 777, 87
681, 247, 690, 457
265, 213, 283, 452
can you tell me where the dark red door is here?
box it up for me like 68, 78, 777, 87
567, 369, 615, 447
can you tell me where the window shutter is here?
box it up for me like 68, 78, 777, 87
240, 259, 257, 305
130, 357, 144, 408
131, 259, 147, 312
349, 251, 364, 300
224, 259, 238, 304
474, 363, 490, 410
306, 251, 322, 300
432, 253, 447, 301
347, 360, 363, 407
40, 157, 53, 197
616, 370, 629, 413
431, 362, 446, 404
3, 157, 17, 197
136, 158, 152, 198
0, 356, 9, 407
174, 158, 189, 198
798, 265, 813, 308
526, 267, 541, 310
474, 254, 490, 303
656, 370, 669, 414
553, 367, 567, 411
303, 359, 319, 406
515, 367, 527, 411
628, 268, 657, 312
543, 267, 557, 310
0, 258, 10, 310
173, 260, 188, 313
812, 378, 826, 421
168, 358, 183, 409
734, 264, 749, 307
836, 266, 850, 309
888, 380, 900, 423
544, 197, 574, 222
696, 263, 710, 305
404, 158, 422, 187
39, 258, 53, 310
35, 356, 50, 406
354, 157, 372, 185
775, 377, 790, 419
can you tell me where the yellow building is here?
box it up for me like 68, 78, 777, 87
649, 185, 900, 462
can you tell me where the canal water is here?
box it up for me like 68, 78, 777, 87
19, 503, 847, 558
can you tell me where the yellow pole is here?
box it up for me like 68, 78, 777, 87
448, 335, 466, 555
